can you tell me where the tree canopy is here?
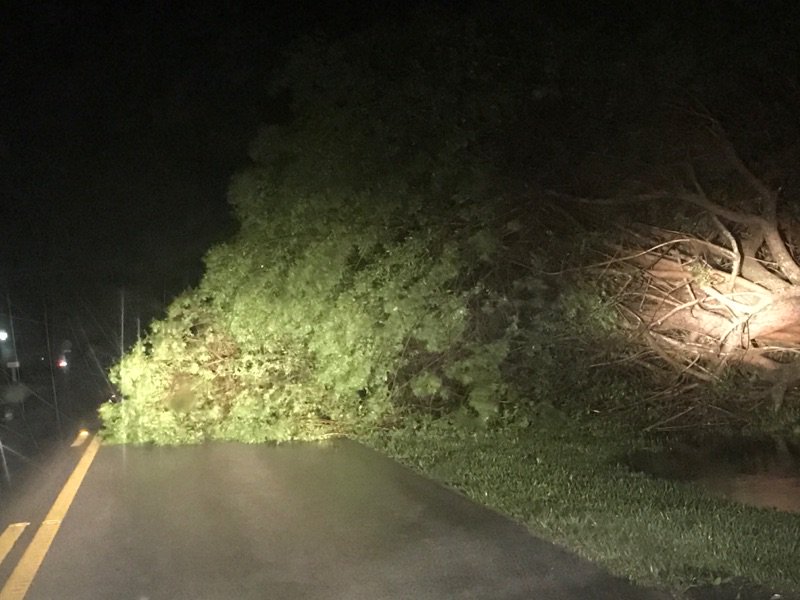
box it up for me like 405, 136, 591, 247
100, 2, 800, 443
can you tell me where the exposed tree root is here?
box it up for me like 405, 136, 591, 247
562, 114, 800, 411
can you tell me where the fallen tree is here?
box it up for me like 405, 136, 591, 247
561, 117, 800, 412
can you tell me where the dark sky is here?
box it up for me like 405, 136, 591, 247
1, 2, 410, 341
0, 1, 408, 360
1, 0, 798, 357
3, 4, 291, 289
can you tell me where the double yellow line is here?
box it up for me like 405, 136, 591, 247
0, 432, 100, 600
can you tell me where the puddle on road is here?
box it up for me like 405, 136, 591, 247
625, 435, 800, 513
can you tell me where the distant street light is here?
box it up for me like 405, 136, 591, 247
0, 330, 7, 342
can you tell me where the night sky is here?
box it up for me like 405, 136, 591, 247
4, 4, 303, 293
1, 2, 406, 356
2, 1, 799, 361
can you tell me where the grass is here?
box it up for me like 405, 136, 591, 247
358, 410, 800, 597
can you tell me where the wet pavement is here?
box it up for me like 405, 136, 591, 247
0, 438, 672, 599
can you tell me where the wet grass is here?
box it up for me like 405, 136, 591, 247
360, 413, 800, 598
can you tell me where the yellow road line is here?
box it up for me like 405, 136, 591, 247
69, 430, 89, 448
0, 435, 100, 600
0, 524, 29, 567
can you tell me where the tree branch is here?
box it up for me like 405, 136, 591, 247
706, 120, 800, 284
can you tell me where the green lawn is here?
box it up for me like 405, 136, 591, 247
359, 411, 800, 598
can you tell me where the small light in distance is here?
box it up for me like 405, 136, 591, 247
0, 330, 7, 341
57, 356, 68, 368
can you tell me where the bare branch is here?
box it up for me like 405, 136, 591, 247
700, 286, 759, 315
708, 213, 740, 292
740, 232, 791, 292
706, 121, 800, 284
652, 298, 703, 327
544, 190, 653, 205
671, 192, 765, 227
707, 120, 778, 219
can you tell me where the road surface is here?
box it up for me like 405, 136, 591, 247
0, 435, 671, 599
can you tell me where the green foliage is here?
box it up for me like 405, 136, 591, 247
559, 286, 620, 337
361, 416, 800, 596
100, 5, 626, 444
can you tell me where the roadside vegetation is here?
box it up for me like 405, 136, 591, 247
360, 415, 800, 597
99, 3, 800, 596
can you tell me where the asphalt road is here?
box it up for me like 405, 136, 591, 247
0, 436, 672, 600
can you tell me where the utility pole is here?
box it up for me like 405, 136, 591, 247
120, 289, 125, 360
43, 302, 62, 436
6, 294, 19, 383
